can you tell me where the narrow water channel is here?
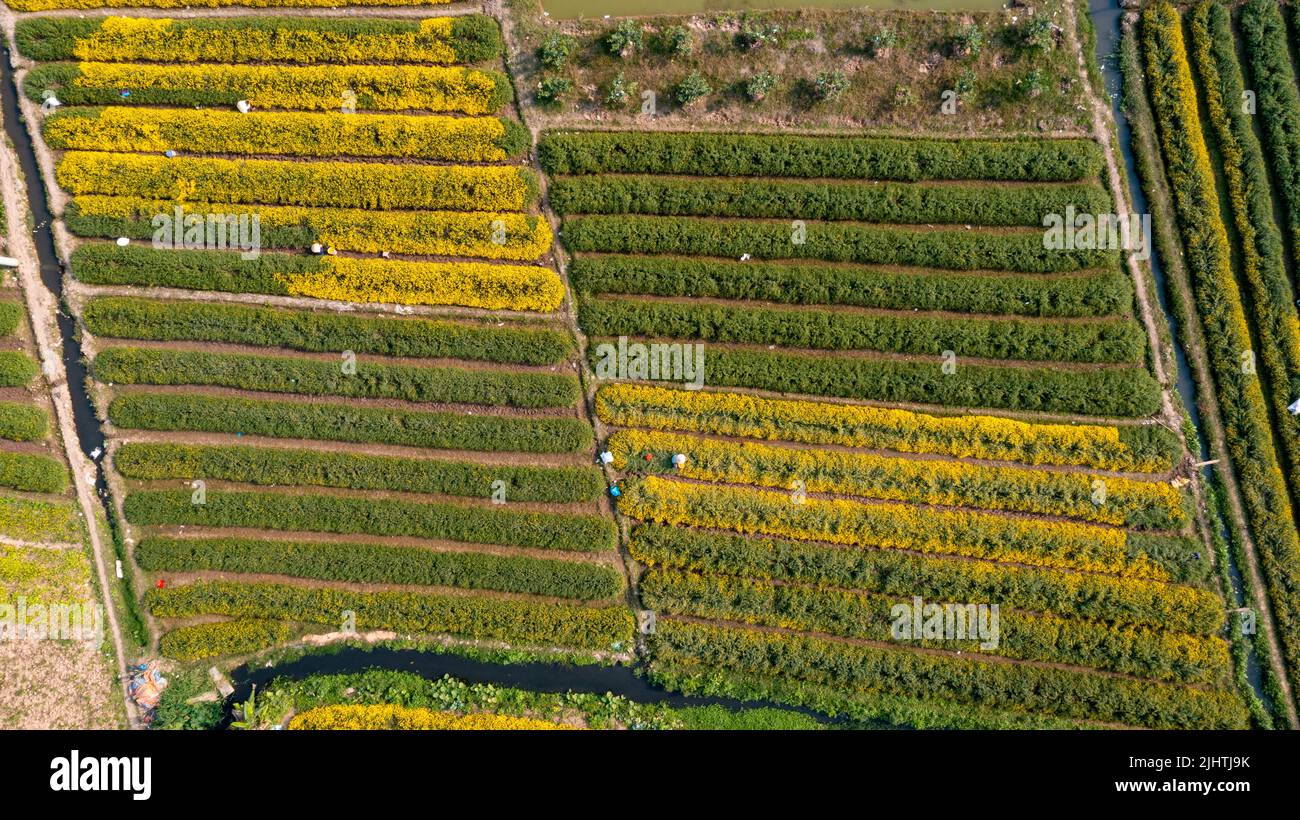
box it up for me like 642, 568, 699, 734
1089, 0, 1266, 704
0, 42, 108, 484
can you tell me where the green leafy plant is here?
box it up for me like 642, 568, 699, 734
811, 70, 850, 102
538, 32, 577, 71
952, 23, 985, 58
663, 24, 692, 57
674, 71, 711, 106
743, 71, 778, 102
867, 27, 897, 57
604, 71, 636, 109
605, 19, 644, 58
536, 75, 573, 107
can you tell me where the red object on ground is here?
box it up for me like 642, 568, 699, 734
156, 579, 166, 589
644, 453, 654, 461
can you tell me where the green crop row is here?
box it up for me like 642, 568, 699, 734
94, 347, 580, 409
562, 215, 1112, 273
0, 353, 38, 387
83, 297, 573, 366
0, 401, 48, 442
569, 255, 1133, 319
159, 619, 291, 662
579, 295, 1145, 364
0, 452, 68, 494
629, 524, 1222, 634
1240, 0, 1300, 268
123, 488, 618, 553
0, 302, 23, 337
138, 536, 623, 601
588, 338, 1161, 417
115, 442, 603, 503
650, 619, 1248, 729
549, 175, 1111, 226
648, 661, 1091, 729
538, 131, 1104, 181
146, 580, 635, 651
108, 392, 593, 453
640, 569, 1229, 685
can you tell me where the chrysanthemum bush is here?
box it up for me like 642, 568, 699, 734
145, 581, 635, 651
26, 62, 511, 114
72, 245, 565, 312
43, 108, 529, 161
66, 198, 553, 260
607, 429, 1186, 529
595, 384, 1180, 472
616, 476, 1181, 580
57, 152, 539, 212
16, 15, 501, 65
629, 524, 1223, 634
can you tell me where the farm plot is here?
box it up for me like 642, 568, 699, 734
1132, 0, 1300, 711
545, 130, 1160, 419
14, 12, 634, 662
548, 127, 1247, 727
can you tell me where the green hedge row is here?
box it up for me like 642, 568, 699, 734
1240, 0, 1300, 268
146, 580, 636, 650
588, 338, 1162, 417
0, 401, 48, 442
72, 243, 308, 294
159, 619, 291, 662
1143, 1, 1300, 699
579, 296, 1146, 364
94, 347, 580, 409
138, 535, 623, 601
0, 302, 23, 337
651, 619, 1248, 729
0, 353, 38, 387
630, 524, 1222, 634
549, 175, 1111, 226
563, 216, 1112, 273
108, 392, 593, 453
570, 255, 1132, 318
83, 297, 573, 366
640, 569, 1229, 685
115, 441, 603, 503
0, 451, 67, 494
16, 14, 503, 64
123, 488, 617, 553
649, 661, 1091, 729
538, 131, 1104, 181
